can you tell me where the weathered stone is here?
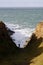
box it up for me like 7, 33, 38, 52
0, 21, 17, 53
34, 22, 43, 39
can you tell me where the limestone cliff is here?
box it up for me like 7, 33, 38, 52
34, 22, 43, 39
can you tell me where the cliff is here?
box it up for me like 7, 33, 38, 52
0, 21, 43, 65
26, 22, 43, 47
34, 22, 43, 39
0, 21, 17, 54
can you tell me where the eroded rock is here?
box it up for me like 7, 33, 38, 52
34, 22, 43, 39
0, 21, 17, 53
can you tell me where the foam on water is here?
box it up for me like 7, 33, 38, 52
5, 22, 35, 48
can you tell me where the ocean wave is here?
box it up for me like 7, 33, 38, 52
5, 22, 20, 30
5, 22, 35, 48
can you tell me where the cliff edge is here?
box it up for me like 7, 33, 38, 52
0, 21, 17, 54
34, 22, 43, 39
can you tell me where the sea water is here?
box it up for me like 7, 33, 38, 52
0, 8, 43, 48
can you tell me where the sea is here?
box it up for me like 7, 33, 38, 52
0, 7, 43, 48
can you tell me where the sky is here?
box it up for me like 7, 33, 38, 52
0, 0, 43, 7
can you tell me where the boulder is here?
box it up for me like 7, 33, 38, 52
7, 28, 15, 36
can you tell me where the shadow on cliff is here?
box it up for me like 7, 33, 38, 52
0, 21, 18, 59
0, 33, 43, 65
0, 21, 43, 65
20, 33, 43, 65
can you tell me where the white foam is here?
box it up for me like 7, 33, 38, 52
5, 22, 20, 31
5, 22, 35, 48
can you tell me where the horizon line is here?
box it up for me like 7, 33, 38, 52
0, 7, 43, 8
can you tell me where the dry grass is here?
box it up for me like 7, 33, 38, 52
30, 42, 43, 65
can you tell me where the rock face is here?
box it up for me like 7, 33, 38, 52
8, 28, 15, 35
26, 22, 43, 48
34, 22, 43, 39
0, 21, 17, 53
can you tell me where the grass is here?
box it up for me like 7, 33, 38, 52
30, 42, 43, 65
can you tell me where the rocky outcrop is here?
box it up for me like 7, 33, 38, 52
0, 21, 17, 53
26, 22, 43, 47
7, 28, 15, 35
34, 22, 43, 39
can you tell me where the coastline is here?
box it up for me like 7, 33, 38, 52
0, 21, 43, 65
